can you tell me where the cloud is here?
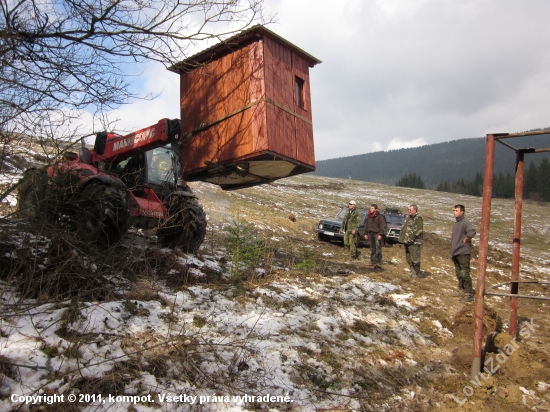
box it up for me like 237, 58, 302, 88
101, 0, 550, 161
103, 64, 180, 134
265, 0, 550, 160
386, 137, 428, 151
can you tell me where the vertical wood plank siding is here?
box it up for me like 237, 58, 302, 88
179, 33, 315, 175
249, 40, 267, 153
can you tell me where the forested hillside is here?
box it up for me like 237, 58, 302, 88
314, 134, 550, 188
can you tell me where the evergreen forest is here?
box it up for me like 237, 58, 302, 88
431, 160, 550, 201
396, 173, 426, 189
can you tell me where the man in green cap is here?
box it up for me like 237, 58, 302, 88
340, 200, 361, 260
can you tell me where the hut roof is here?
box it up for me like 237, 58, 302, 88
168, 25, 321, 73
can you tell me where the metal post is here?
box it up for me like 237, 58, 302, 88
471, 134, 496, 380
509, 151, 524, 336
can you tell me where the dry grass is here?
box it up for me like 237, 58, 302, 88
1, 174, 549, 410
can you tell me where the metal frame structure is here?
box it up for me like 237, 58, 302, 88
471, 131, 550, 380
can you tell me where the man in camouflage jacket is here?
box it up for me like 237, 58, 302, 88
340, 200, 361, 260
398, 204, 424, 277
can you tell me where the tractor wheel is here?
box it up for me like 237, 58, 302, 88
17, 169, 54, 220
77, 181, 130, 245
157, 194, 207, 253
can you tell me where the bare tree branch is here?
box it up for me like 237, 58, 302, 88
0, 0, 273, 203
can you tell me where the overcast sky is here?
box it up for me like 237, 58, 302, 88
108, 0, 550, 161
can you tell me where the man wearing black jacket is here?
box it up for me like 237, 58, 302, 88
364, 203, 385, 267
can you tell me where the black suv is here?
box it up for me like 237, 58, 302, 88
314, 207, 368, 244
381, 208, 406, 244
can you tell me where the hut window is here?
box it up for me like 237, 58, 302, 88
295, 76, 305, 108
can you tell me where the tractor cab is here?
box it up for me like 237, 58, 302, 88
147, 148, 174, 186
113, 146, 180, 198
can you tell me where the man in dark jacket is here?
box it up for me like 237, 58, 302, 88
398, 204, 423, 277
363, 203, 385, 266
452, 204, 476, 302
340, 200, 361, 260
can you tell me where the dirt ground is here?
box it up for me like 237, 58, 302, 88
2, 174, 549, 411
309, 231, 550, 411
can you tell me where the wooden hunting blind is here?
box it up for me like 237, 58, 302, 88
168, 25, 321, 190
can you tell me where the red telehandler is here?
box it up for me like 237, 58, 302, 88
16, 27, 320, 252
17, 118, 207, 252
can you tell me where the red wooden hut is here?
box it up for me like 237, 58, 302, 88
168, 25, 321, 190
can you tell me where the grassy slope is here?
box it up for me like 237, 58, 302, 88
195, 174, 550, 410
1, 173, 549, 411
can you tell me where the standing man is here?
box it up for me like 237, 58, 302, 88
364, 203, 385, 267
451, 204, 476, 302
398, 204, 424, 277
340, 200, 361, 260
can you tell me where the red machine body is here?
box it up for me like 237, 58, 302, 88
45, 119, 181, 222
89, 118, 176, 165
17, 117, 207, 250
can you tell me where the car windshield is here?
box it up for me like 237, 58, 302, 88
385, 215, 406, 225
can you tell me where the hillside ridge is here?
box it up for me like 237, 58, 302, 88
314, 134, 550, 187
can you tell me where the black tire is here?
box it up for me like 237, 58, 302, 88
317, 232, 329, 242
157, 194, 207, 253
17, 169, 55, 220
77, 181, 130, 245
